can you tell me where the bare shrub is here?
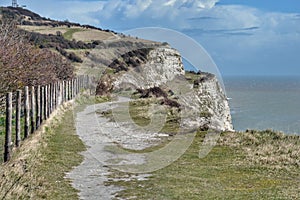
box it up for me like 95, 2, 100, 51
0, 21, 74, 102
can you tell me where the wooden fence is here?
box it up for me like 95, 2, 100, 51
2, 75, 91, 162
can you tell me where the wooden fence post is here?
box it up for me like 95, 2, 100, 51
50, 84, 53, 113
62, 81, 67, 103
79, 76, 81, 91
82, 75, 85, 89
72, 79, 75, 98
63, 81, 67, 103
70, 80, 72, 100
36, 85, 41, 128
70, 80, 73, 100
51, 83, 54, 110
16, 90, 21, 147
4, 92, 12, 162
65, 81, 67, 101
55, 82, 58, 109
83, 75, 85, 88
78, 77, 80, 94
24, 86, 30, 138
49, 84, 52, 114
79, 76, 82, 91
59, 81, 65, 104
48, 84, 51, 117
74, 79, 76, 97
67, 80, 70, 101
44, 85, 48, 120
59, 82, 62, 105
87, 75, 89, 89
64, 81, 67, 102
53, 83, 56, 110
51, 83, 54, 113
58, 82, 61, 104
60, 81, 63, 104
48, 84, 50, 116
30, 86, 36, 134
40, 86, 44, 123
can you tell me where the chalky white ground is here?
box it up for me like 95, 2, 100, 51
66, 97, 167, 199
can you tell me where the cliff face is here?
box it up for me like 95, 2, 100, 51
96, 46, 233, 132
114, 47, 185, 90
181, 74, 233, 131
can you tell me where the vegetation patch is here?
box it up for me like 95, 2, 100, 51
0, 21, 74, 98
219, 130, 300, 170
108, 48, 153, 73
63, 28, 85, 41
117, 98, 180, 133
106, 131, 300, 199
0, 105, 86, 199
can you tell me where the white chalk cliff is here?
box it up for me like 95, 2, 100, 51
97, 46, 233, 131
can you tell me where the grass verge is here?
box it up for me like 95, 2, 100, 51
0, 103, 86, 199
107, 130, 300, 200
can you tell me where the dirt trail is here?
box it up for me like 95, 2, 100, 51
66, 97, 162, 199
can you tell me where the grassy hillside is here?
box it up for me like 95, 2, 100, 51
107, 130, 300, 199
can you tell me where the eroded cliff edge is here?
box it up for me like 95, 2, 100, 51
94, 45, 233, 132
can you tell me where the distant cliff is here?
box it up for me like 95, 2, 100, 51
96, 45, 233, 131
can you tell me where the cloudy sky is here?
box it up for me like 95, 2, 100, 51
2, 0, 300, 76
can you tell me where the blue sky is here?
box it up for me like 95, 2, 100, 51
2, 0, 300, 76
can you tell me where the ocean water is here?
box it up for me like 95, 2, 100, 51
224, 76, 300, 134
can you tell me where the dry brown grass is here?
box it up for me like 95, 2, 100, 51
19, 25, 68, 35
219, 130, 300, 170
72, 29, 115, 42
20, 25, 116, 42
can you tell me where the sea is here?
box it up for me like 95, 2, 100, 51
223, 76, 300, 135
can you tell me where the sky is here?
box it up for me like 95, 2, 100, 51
1, 0, 300, 76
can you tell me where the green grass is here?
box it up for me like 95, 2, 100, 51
184, 71, 200, 83
63, 28, 84, 40
107, 131, 300, 199
0, 106, 86, 199
33, 109, 86, 199
120, 98, 180, 134
129, 99, 180, 134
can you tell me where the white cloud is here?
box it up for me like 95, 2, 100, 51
164, 0, 177, 6
24, 0, 104, 25
195, 0, 219, 9
124, 0, 152, 18
98, 0, 219, 27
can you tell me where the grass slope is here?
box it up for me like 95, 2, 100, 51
107, 132, 300, 199
0, 105, 86, 199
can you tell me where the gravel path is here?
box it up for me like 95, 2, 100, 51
66, 97, 166, 199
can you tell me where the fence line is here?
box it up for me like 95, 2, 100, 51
3, 75, 91, 162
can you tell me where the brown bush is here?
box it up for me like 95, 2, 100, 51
0, 21, 74, 96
